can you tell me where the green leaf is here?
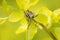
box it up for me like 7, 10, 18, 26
50, 22, 60, 40
54, 27, 60, 40
8, 11, 24, 22
0, 17, 7, 24
0, 5, 17, 17
34, 7, 53, 28
32, 29, 52, 40
16, 17, 28, 34
27, 20, 37, 40
16, 0, 38, 10
2, 0, 8, 14
53, 9, 60, 22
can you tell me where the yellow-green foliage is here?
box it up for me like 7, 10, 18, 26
0, 0, 60, 40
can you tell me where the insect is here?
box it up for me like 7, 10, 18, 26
24, 10, 35, 19
24, 10, 57, 40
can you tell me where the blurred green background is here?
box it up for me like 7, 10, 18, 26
0, 0, 60, 40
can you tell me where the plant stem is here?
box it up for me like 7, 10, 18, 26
32, 19, 57, 40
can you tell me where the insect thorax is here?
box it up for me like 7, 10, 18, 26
25, 10, 34, 18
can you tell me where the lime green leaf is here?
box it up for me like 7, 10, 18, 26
2, 0, 8, 14
8, 11, 24, 22
0, 17, 7, 24
50, 23, 60, 40
34, 7, 53, 28
32, 29, 52, 40
7, 5, 17, 13
41, 7, 53, 16
54, 27, 60, 40
27, 21, 37, 40
16, 0, 38, 10
53, 9, 60, 22
0, 5, 16, 17
16, 18, 28, 34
